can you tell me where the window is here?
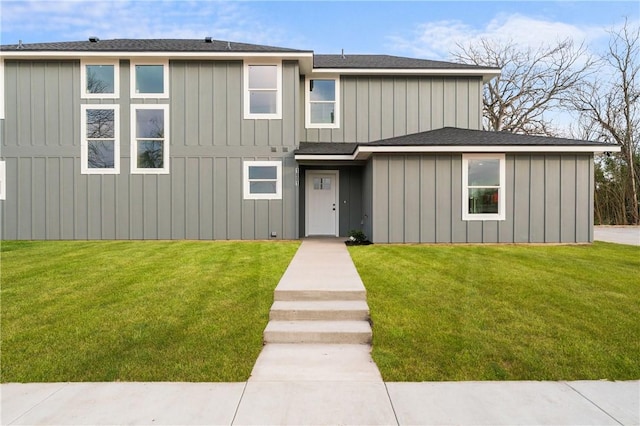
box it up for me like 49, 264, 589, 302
244, 62, 282, 119
462, 154, 506, 221
305, 77, 340, 128
81, 105, 120, 174
131, 105, 169, 174
81, 60, 119, 98
131, 60, 169, 98
243, 161, 282, 199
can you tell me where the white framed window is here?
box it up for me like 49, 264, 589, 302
462, 153, 506, 221
81, 105, 120, 174
131, 104, 169, 174
81, 59, 119, 99
130, 60, 169, 98
305, 76, 340, 129
244, 61, 282, 119
243, 161, 282, 200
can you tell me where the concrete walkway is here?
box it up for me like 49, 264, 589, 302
2, 238, 639, 425
594, 225, 640, 246
3, 380, 638, 425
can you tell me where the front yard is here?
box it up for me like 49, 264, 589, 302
349, 242, 640, 381
2, 240, 638, 383
1, 240, 300, 382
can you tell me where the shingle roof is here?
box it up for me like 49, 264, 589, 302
296, 142, 359, 155
296, 127, 616, 155
314, 54, 494, 70
0, 38, 309, 53
368, 127, 610, 146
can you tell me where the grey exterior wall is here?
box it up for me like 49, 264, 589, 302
1, 59, 300, 240
302, 76, 483, 143
369, 153, 594, 244
298, 165, 364, 237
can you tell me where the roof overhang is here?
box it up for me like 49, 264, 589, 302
0, 51, 500, 80
310, 68, 501, 83
0, 51, 316, 73
295, 144, 621, 161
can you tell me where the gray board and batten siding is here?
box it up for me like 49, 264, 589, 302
368, 153, 594, 244
1, 59, 300, 240
301, 76, 484, 143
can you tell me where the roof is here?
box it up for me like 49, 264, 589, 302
0, 38, 308, 53
295, 127, 619, 159
367, 127, 612, 147
0, 38, 499, 80
314, 54, 492, 70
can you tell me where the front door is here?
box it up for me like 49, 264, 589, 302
306, 171, 339, 236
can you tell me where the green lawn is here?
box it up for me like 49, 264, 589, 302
349, 242, 640, 381
1, 240, 299, 383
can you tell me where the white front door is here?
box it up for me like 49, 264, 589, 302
306, 171, 339, 236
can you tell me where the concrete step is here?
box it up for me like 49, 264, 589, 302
274, 289, 366, 302
270, 300, 370, 321
264, 321, 372, 344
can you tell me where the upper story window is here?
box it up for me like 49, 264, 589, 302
305, 76, 340, 129
243, 161, 282, 200
81, 59, 119, 98
81, 104, 120, 174
131, 104, 169, 174
244, 61, 282, 119
462, 154, 506, 221
131, 60, 169, 98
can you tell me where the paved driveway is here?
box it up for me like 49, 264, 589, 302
594, 226, 640, 246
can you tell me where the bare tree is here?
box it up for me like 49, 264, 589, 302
570, 20, 639, 224
452, 38, 595, 136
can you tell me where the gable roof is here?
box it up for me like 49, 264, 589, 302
295, 127, 620, 160
0, 38, 308, 53
314, 54, 491, 70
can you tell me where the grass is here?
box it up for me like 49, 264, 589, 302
349, 242, 640, 382
1, 240, 299, 383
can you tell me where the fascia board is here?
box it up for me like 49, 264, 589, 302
312, 67, 501, 82
357, 145, 621, 154
0, 51, 314, 60
295, 144, 621, 162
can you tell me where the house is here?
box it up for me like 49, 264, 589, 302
0, 38, 619, 243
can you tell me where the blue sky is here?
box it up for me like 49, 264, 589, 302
1, 1, 638, 60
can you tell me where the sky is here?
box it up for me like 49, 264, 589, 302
1, 0, 638, 61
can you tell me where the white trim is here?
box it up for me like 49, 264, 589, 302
80, 104, 120, 175
462, 154, 506, 221
130, 104, 170, 174
313, 67, 501, 82
0, 52, 314, 59
296, 154, 355, 161
0, 160, 6, 200
0, 60, 4, 119
130, 59, 169, 98
294, 144, 620, 161
244, 60, 282, 120
80, 59, 119, 99
305, 75, 340, 129
305, 170, 340, 237
243, 160, 282, 200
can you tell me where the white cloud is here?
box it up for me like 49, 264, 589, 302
387, 13, 614, 60
0, 0, 290, 47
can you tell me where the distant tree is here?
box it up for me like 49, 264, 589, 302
570, 20, 639, 224
452, 38, 595, 136
86, 69, 108, 94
